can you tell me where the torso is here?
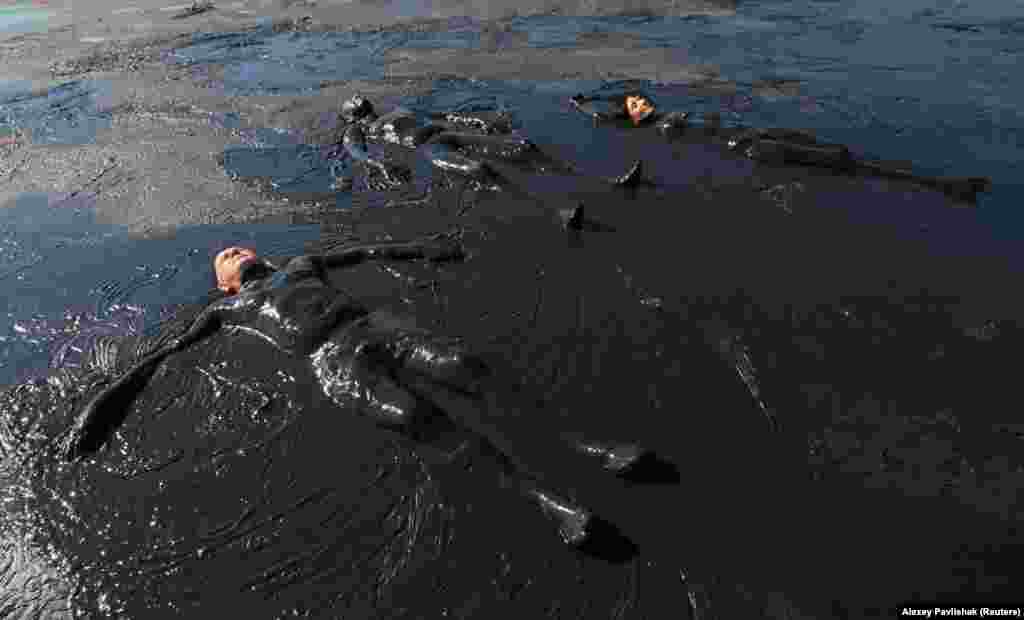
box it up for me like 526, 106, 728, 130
215, 256, 369, 356
363, 108, 421, 146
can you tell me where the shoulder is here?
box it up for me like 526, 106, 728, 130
212, 289, 260, 313
284, 254, 325, 274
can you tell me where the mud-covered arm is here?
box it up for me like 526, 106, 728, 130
165, 303, 226, 352
61, 305, 224, 461
421, 140, 491, 179
428, 110, 513, 135
320, 239, 466, 269
854, 160, 992, 197
366, 108, 446, 147
341, 124, 412, 186
431, 132, 538, 160
569, 94, 622, 121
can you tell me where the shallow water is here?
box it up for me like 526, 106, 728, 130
0, 80, 116, 146
203, 1, 1023, 232
0, 191, 323, 385
0, 4, 54, 35
2, 0, 1024, 617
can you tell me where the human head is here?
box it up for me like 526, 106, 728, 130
214, 246, 259, 294
340, 94, 375, 123
625, 94, 656, 125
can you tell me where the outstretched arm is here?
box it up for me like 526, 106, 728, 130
321, 238, 466, 269
62, 305, 224, 461
431, 132, 538, 161
421, 141, 492, 179
854, 161, 991, 199
569, 94, 619, 122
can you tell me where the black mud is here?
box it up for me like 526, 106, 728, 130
2, 5, 1023, 619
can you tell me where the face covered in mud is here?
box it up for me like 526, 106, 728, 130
340, 94, 376, 123
214, 246, 260, 294
625, 95, 656, 125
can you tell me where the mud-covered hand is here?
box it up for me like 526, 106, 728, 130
61, 354, 163, 461
60, 307, 222, 461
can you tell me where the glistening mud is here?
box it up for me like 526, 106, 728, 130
2, 1, 1024, 618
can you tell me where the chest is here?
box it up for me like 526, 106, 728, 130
365, 110, 418, 146
269, 279, 339, 321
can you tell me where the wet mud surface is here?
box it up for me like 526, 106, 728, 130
3, 0, 1024, 618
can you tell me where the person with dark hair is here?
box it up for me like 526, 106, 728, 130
333, 94, 566, 191
332, 94, 647, 195
570, 90, 659, 126
568, 87, 992, 202
62, 238, 658, 548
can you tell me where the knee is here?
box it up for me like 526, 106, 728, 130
442, 352, 491, 396
456, 353, 491, 381
364, 389, 418, 430
424, 343, 490, 377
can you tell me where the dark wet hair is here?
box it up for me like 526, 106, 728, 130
340, 94, 375, 123
623, 89, 652, 101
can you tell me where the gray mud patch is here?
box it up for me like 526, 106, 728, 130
47, 33, 193, 79
384, 43, 733, 85
2, 9, 750, 236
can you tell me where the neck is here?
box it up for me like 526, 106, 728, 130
239, 259, 275, 287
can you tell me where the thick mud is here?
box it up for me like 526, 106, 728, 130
2, 0, 1023, 618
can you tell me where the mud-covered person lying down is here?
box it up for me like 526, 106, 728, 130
569, 86, 992, 201
61, 237, 663, 548
328, 93, 662, 205
331, 94, 576, 191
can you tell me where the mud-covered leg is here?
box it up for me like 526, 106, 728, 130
312, 315, 597, 546
505, 467, 594, 546
388, 326, 662, 478
384, 324, 672, 481
400, 335, 490, 396
311, 339, 427, 433
421, 141, 493, 181
370, 312, 668, 480
565, 436, 651, 473
394, 361, 624, 500
358, 311, 490, 396
428, 109, 514, 135
454, 432, 594, 547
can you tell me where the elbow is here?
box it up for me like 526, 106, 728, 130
343, 247, 373, 265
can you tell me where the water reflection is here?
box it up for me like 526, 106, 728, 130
0, 80, 115, 146
0, 203, 322, 385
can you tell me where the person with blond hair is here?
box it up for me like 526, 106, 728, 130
63, 237, 656, 548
